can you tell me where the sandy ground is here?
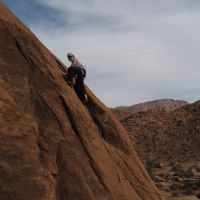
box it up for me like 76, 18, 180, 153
147, 161, 200, 200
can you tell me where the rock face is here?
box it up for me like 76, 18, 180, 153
0, 3, 164, 200
114, 99, 188, 115
114, 101, 200, 162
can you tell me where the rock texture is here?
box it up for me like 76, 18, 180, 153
114, 99, 188, 118
113, 101, 200, 162
0, 2, 164, 200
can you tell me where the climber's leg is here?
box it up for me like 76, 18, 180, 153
64, 67, 77, 86
75, 78, 88, 103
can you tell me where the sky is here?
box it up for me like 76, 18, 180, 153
3, 0, 200, 107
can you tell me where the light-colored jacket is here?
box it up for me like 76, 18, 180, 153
70, 57, 86, 69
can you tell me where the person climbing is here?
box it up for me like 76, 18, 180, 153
65, 52, 88, 103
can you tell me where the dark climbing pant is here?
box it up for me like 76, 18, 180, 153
74, 78, 86, 101
65, 66, 87, 101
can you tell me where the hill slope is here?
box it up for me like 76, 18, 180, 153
0, 2, 164, 200
114, 101, 200, 162
113, 101, 200, 198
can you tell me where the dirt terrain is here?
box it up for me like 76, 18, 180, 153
0, 2, 165, 200
113, 101, 200, 199
114, 101, 200, 162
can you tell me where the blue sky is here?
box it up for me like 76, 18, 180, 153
4, 0, 61, 26
3, 0, 200, 107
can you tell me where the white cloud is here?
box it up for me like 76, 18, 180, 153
31, 0, 200, 107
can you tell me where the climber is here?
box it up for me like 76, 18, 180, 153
65, 52, 88, 103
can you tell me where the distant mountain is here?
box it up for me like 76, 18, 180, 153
112, 99, 188, 121
115, 99, 188, 113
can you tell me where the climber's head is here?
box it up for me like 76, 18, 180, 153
67, 52, 75, 61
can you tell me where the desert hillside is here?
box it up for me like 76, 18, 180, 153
113, 101, 200, 199
114, 101, 200, 162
